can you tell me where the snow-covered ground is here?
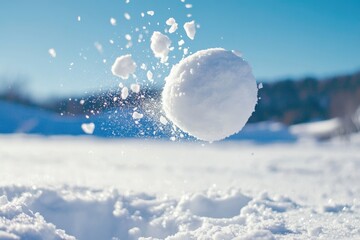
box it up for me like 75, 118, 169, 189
1, 135, 360, 239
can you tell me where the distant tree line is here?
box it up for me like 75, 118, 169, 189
249, 71, 360, 125
1, 71, 360, 126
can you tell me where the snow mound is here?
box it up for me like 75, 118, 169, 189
150, 31, 171, 63
0, 193, 75, 239
111, 54, 137, 80
2, 185, 357, 240
162, 48, 258, 142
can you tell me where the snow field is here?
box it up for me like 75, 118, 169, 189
0, 135, 360, 239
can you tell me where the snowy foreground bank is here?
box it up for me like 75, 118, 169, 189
0, 135, 360, 239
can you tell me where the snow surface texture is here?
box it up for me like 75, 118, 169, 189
150, 31, 172, 63
1, 135, 360, 239
162, 48, 258, 142
111, 54, 137, 80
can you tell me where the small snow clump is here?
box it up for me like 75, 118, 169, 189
111, 54, 137, 80
184, 21, 196, 40
150, 31, 172, 63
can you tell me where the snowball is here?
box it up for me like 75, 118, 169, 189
111, 54, 137, 80
48, 48, 56, 58
110, 18, 117, 26
184, 21, 196, 40
130, 83, 140, 93
132, 111, 143, 119
150, 32, 172, 63
81, 123, 95, 134
162, 48, 258, 142
121, 87, 129, 100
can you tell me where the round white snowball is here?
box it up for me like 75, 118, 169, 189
162, 48, 258, 142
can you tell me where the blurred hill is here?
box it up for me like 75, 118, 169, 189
250, 71, 360, 125
1, 70, 360, 126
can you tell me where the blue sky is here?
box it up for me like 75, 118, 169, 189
1, 0, 360, 100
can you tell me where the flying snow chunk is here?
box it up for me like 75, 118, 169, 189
178, 39, 185, 46
124, 13, 131, 20
162, 48, 258, 142
130, 83, 140, 93
147, 70, 153, 81
184, 21, 196, 40
169, 24, 178, 34
94, 42, 103, 53
150, 31, 172, 63
132, 111, 144, 119
111, 54, 137, 80
125, 34, 132, 41
121, 87, 129, 100
110, 18, 117, 26
166, 18, 178, 34
166, 18, 176, 26
81, 123, 95, 134
147, 11, 155, 16
48, 48, 56, 58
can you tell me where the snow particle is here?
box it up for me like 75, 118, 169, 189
48, 48, 56, 58
166, 18, 178, 34
81, 123, 95, 134
94, 42, 103, 53
130, 83, 140, 93
110, 18, 117, 26
132, 111, 144, 119
160, 116, 168, 125
124, 13, 131, 20
121, 87, 129, 100
111, 54, 137, 80
146, 70, 153, 81
147, 11, 155, 16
